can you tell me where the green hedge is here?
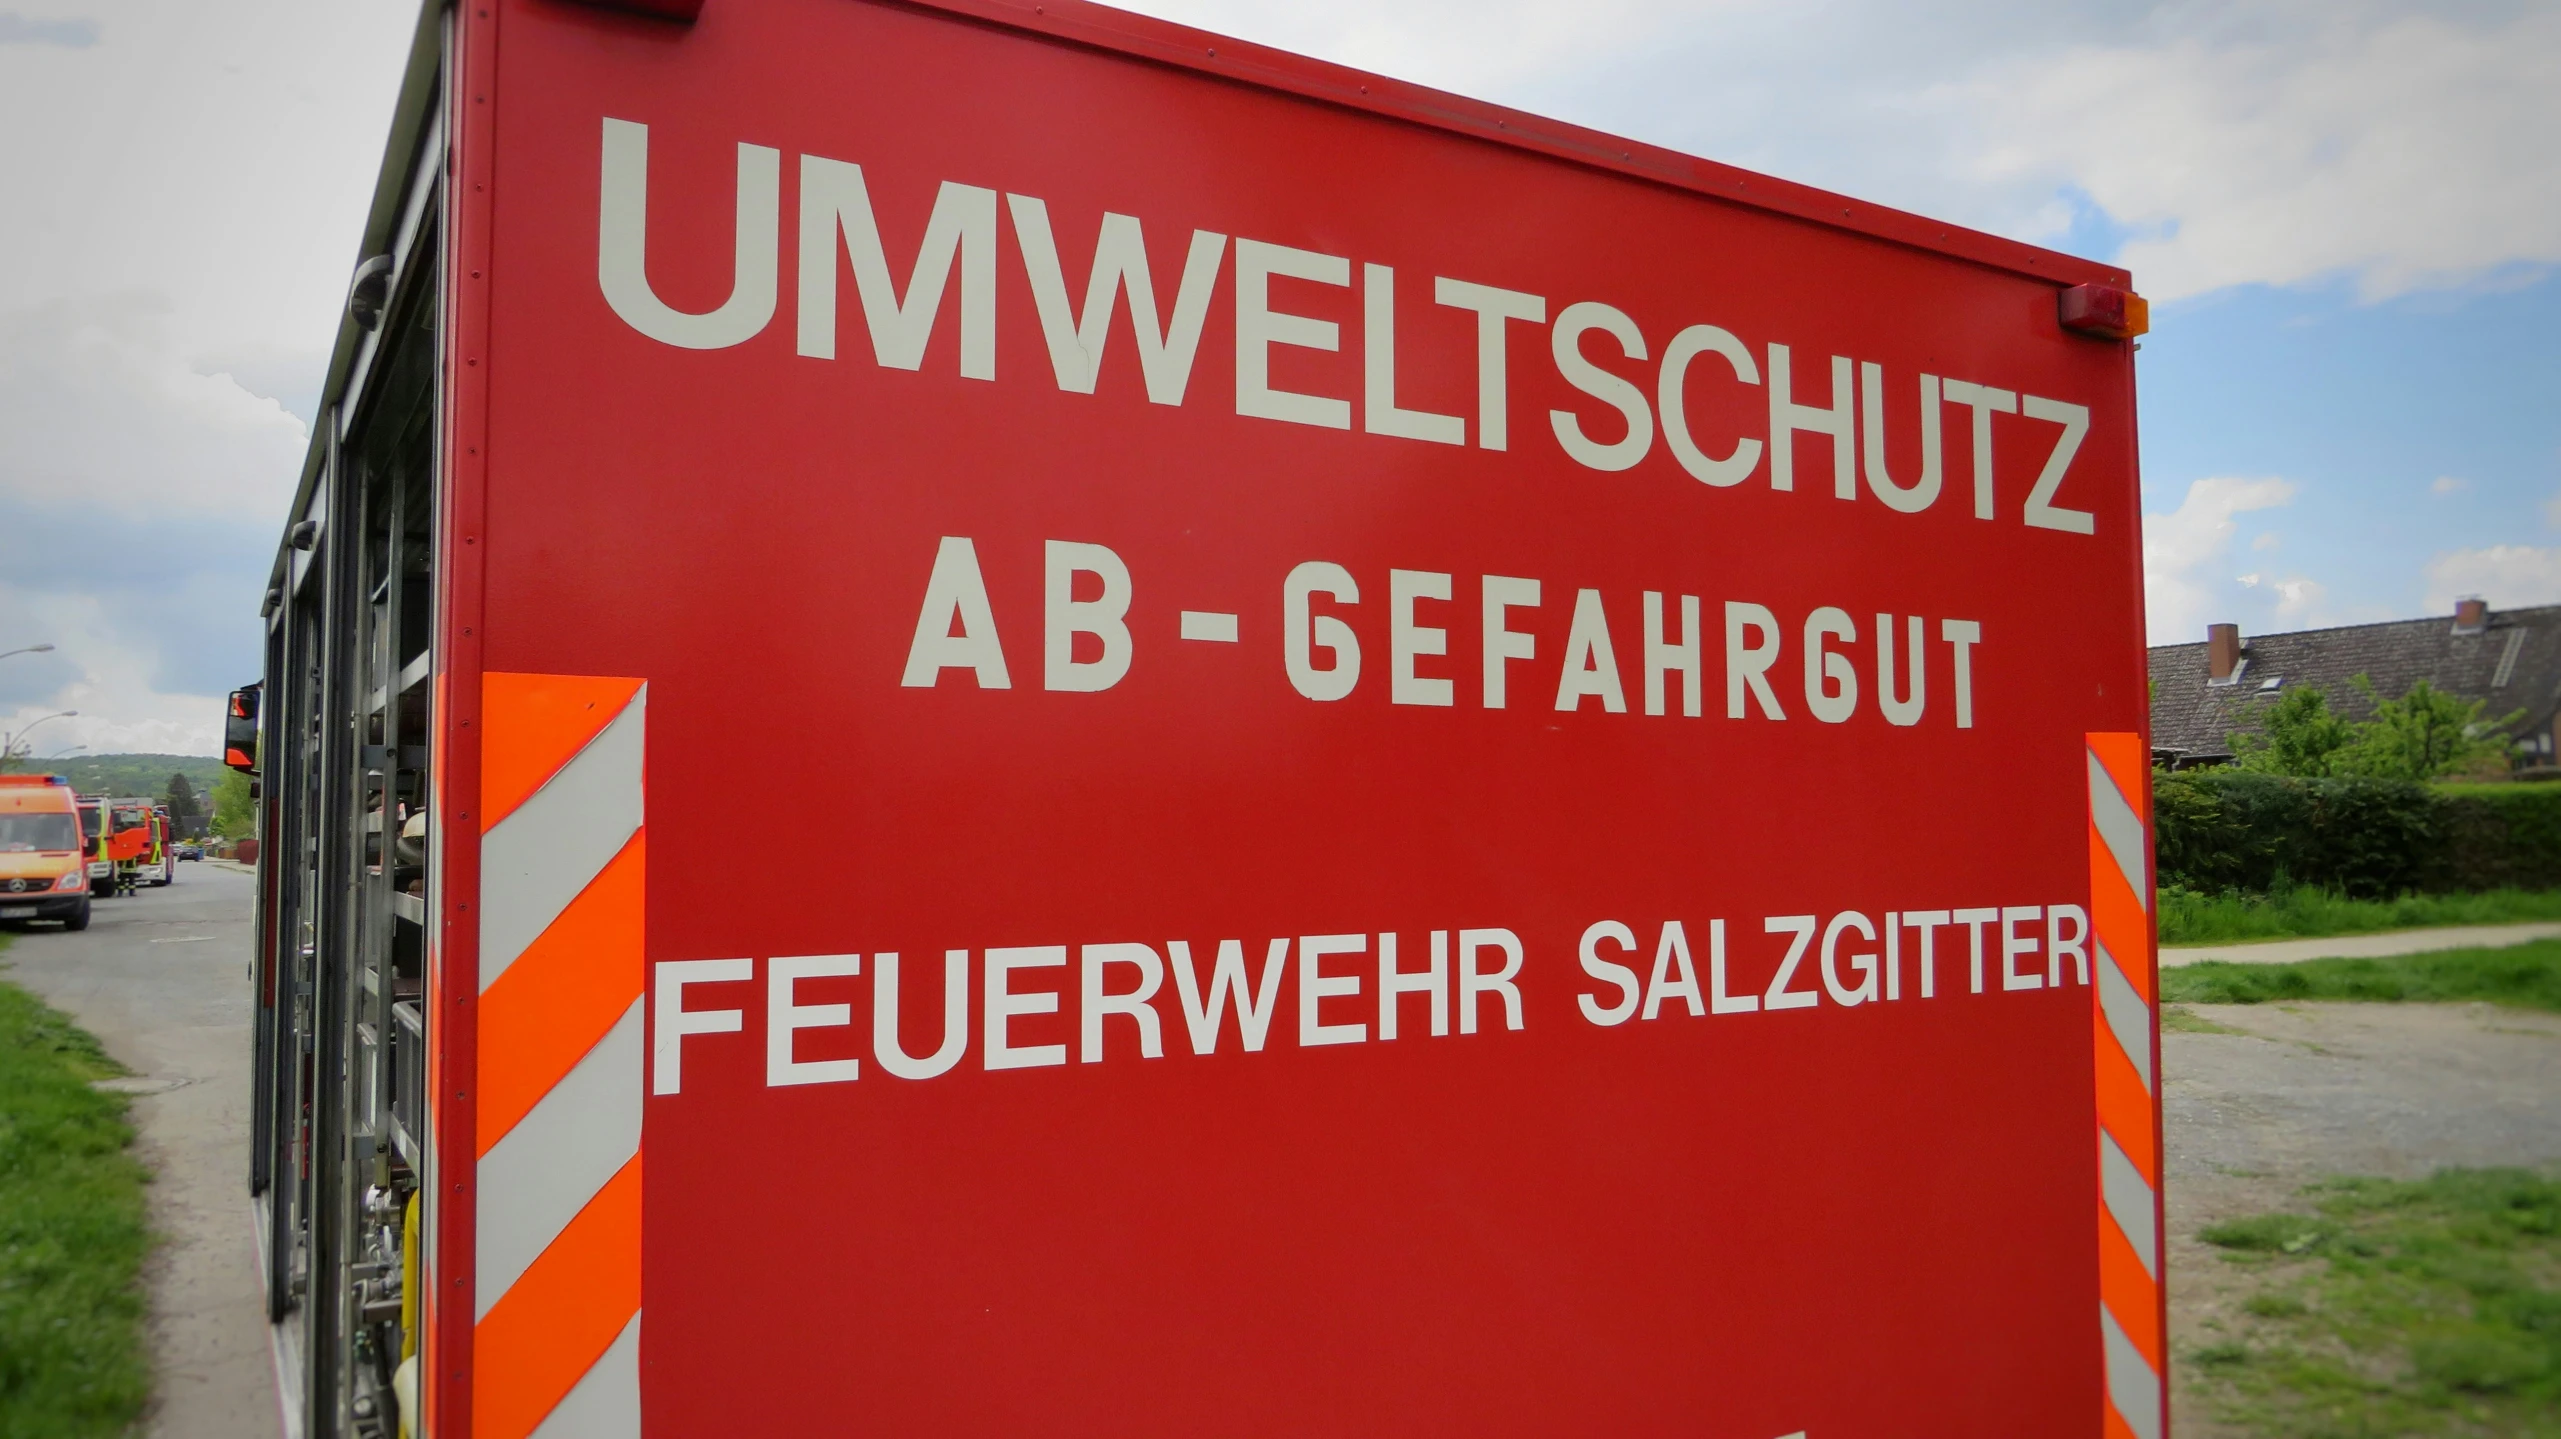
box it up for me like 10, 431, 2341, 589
2432, 782, 2561, 891
2152, 770, 2561, 897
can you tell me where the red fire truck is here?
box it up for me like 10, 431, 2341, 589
240, 3, 2157, 1436
76, 795, 113, 895
90, 796, 170, 896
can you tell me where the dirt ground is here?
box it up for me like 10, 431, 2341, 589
2163, 1000, 2561, 1436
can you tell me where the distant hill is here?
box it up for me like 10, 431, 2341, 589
25, 753, 228, 801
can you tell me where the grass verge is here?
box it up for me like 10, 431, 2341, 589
2159, 884, 2561, 947
0, 936, 152, 1438
2160, 941, 2561, 1012
2187, 1168, 2561, 1438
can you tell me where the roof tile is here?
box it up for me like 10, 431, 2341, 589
2147, 607, 2561, 760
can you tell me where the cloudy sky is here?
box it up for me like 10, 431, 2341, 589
1, 0, 2556, 756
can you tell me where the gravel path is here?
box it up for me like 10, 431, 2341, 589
2161, 920, 2561, 966
2161, 999, 2561, 1436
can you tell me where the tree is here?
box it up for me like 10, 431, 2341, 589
2229, 677, 2518, 781
2339, 677, 2518, 781
2231, 687, 2358, 777
211, 770, 255, 840
163, 773, 203, 838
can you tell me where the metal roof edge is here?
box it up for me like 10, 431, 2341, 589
890, 0, 2133, 294
268, 0, 446, 599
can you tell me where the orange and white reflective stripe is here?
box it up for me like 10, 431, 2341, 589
473, 674, 647, 1439
2086, 732, 2163, 1439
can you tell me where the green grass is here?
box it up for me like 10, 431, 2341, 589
0, 938, 152, 1438
2187, 1168, 2561, 1437
2161, 941, 2561, 1012
2159, 884, 2561, 947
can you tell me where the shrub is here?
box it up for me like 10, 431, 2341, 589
2152, 769, 2561, 896
2429, 784, 2561, 891
2152, 770, 2435, 897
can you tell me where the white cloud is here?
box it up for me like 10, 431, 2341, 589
1942, 7, 2561, 300
0, 293, 301, 756
2423, 546, 2561, 613
0, 1, 415, 356
0, 1, 409, 752
1114, 0, 1680, 102
2432, 475, 2469, 495
1121, 1, 2561, 306
2263, 575, 2327, 623
2, 0, 2550, 751
0, 487, 271, 753
2144, 476, 2302, 643
0, 294, 295, 751
0, 14, 98, 48
0, 560, 239, 752
0, 584, 223, 755
0, 296, 310, 519
2229, 571, 2327, 625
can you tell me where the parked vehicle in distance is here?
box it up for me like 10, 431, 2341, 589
74, 795, 113, 895
98, 796, 162, 894
148, 805, 178, 886
176, 843, 203, 862
0, 774, 92, 930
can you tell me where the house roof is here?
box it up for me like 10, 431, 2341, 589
2148, 605, 2561, 762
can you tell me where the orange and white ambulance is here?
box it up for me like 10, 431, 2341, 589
0, 774, 92, 930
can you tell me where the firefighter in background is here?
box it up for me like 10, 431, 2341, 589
103, 798, 155, 895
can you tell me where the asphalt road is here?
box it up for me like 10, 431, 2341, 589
2, 863, 277, 1439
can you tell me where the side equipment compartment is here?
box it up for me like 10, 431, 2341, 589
246, 5, 449, 1434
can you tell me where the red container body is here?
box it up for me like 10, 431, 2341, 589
429, 2, 2157, 1434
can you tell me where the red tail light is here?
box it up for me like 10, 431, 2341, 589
2060, 283, 2149, 340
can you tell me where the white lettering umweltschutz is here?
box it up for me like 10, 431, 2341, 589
595, 119, 2100, 537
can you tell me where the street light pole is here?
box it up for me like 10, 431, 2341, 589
0, 710, 79, 773
0, 647, 70, 772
